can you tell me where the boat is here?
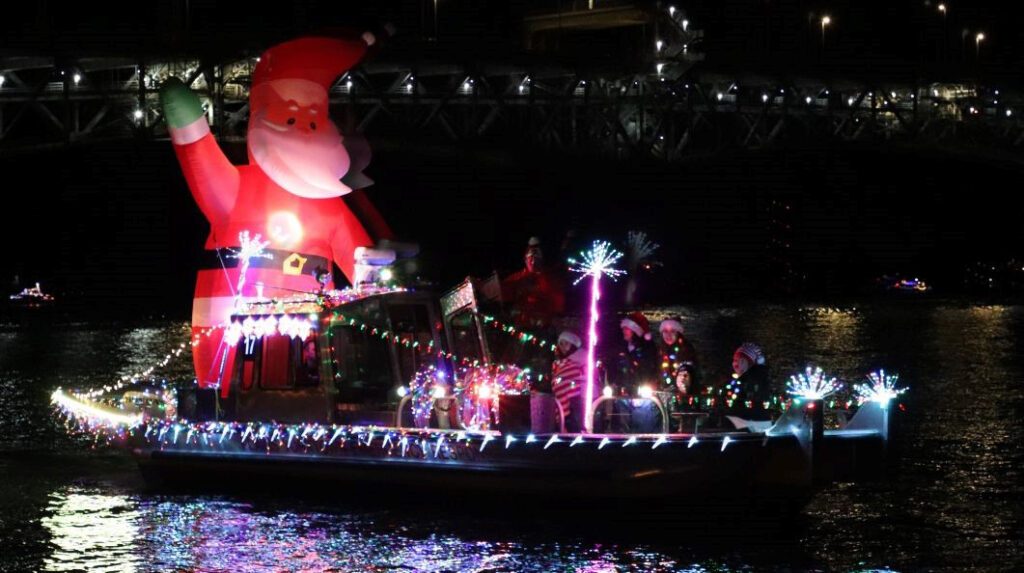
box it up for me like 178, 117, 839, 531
51, 274, 904, 506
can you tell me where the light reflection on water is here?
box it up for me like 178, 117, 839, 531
2, 303, 1023, 571
42, 490, 140, 573
38, 486, 706, 573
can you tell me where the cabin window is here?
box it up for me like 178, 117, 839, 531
448, 310, 484, 364
240, 334, 259, 390
388, 303, 434, 383
261, 335, 293, 389
234, 333, 321, 391
330, 325, 393, 403
294, 337, 320, 387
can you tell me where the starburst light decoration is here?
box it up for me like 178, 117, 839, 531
786, 365, 841, 400
228, 231, 273, 303
626, 231, 660, 267
853, 369, 907, 408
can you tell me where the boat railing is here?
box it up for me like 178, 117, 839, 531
395, 391, 568, 433
589, 395, 670, 434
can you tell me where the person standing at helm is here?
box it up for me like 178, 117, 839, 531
501, 237, 565, 332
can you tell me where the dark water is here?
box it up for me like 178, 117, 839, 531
2, 302, 1023, 572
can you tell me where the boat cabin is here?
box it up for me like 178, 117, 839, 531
223, 288, 444, 425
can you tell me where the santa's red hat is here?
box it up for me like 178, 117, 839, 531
249, 34, 375, 118
621, 312, 651, 340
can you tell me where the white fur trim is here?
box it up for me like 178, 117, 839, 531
169, 115, 211, 145
558, 331, 582, 348
660, 319, 684, 334
620, 318, 644, 337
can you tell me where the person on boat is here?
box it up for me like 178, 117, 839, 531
658, 316, 699, 392
500, 238, 565, 332
722, 342, 773, 421
612, 312, 659, 396
667, 361, 701, 413
551, 330, 587, 432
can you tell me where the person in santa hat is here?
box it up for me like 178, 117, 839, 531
550, 330, 587, 432
611, 311, 659, 397
721, 342, 773, 421
657, 316, 700, 396
160, 32, 392, 392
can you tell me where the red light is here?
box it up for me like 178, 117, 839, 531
806, 401, 816, 410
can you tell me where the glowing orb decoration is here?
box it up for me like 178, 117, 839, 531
786, 365, 841, 400
854, 369, 907, 408
637, 385, 654, 399
267, 211, 304, 248
568, 240, 627, 433
602, 386, 614, 398
223, 314, 316, 345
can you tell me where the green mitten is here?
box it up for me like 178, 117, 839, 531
159, 77, 204, 128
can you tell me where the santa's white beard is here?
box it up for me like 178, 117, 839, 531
249, 121, 352, 198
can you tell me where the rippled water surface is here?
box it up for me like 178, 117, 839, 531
1, 302, 1022, 572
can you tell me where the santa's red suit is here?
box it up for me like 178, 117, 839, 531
161, 34, 391, 392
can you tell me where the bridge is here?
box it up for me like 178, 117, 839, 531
1, 3, 1021, 161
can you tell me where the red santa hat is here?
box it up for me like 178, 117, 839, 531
620, 312, 652, 340
659, 317, 684, 335
558, 330, 582, 349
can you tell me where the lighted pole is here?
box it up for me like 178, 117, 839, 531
975, 32, 985, 59
937, 4, 947, 62
568, 241, 625, 433
820, 16, 831, 50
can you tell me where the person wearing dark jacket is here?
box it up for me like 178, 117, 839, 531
612, 312, 660, 395
722, 342, 773, 421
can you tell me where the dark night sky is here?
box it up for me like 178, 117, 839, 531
3, 1, 1024, 317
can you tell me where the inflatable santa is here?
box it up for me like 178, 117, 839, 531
160, 33, 391, 391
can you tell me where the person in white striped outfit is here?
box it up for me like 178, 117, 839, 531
551, 330, 587, 432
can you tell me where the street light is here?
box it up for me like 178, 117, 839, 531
976, 32, 985, 58
821, 16, 831, 48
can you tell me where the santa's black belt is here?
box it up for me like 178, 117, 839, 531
198, 249, 329, 277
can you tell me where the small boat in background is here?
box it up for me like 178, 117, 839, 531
9, 282, 56, 307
